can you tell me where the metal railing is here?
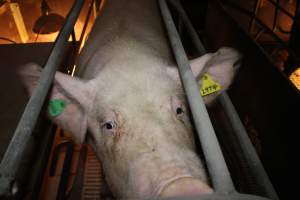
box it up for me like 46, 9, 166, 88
159, 0, 279, 199
223, 0, 300, 62
0, 0, 85, 197
0, 0, 279, 199
249, 0, 300, 34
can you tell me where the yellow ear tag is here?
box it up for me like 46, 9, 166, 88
200, 73, 222, 96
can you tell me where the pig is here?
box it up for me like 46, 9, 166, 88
19, 0, 241, 199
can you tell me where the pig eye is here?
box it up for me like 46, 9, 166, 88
176, 107, 184, 115
101, 121, 117, 132
171, 97, 185, 119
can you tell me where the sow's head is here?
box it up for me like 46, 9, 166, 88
19, 47, 241, 199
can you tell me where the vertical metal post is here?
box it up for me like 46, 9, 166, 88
167, 0, 206, 55
219, 94, 279, 200
159, 0, 236, 193
0, 0, 84, 197
166, 1, 279, 199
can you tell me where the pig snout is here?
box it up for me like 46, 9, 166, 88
127, 149, 212, 199
159, 177, 213, 198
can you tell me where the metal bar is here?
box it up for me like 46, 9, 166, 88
0, 0, 84, 196
31, 125, 56, 200
249, 0, 262, 34
0, 37, 17, 44
254, 28, 266, 41
78, 0, 97, 51
272, 0, 279, 32
56, 142, 74, 200
267, 0, 296, 20
167, 1, 279, 199
167, 0, 206, 55
219, 94, 279, 200
224, 0, 300, 62
159, 0, 236, 193
71, 29, 77, 49
71, 0, 97, 76
177, 15, 183, 37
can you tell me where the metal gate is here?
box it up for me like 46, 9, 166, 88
0, 0, 289, 199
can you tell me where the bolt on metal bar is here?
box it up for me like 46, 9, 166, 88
159, 0, 236, 193
167, 1, 279, 199
0, 0, 84, 196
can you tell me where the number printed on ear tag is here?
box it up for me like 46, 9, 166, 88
48, 99, 66, 117
200, 73, 221, 96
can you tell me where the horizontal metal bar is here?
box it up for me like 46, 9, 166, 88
0, 0, 84, 196
168, 1, 279, 199
159, 0, 236, 193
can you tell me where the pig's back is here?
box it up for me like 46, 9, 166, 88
76, 0, 172, 79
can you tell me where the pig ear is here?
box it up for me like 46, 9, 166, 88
190, 47, 241, 84
189, 53, 214, 80
19, 63, 94, 144
166, 53, 213, 82
190, 47, 241, 104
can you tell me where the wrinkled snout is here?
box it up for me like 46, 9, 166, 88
159, 177, 213, 198
127, 150, 213, 199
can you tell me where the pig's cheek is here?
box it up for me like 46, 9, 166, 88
171, 116, 194, 148
181, 115, 192, 130
176, 114, 193, 136
176, 113, 196, 147
87, 119, 107, 146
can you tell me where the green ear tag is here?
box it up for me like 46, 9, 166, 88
48, 99, 66, 117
